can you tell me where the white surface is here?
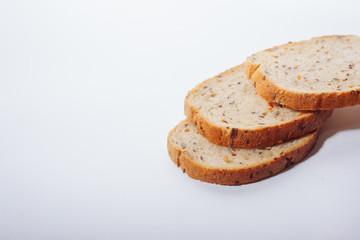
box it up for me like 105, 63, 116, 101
0, 0, 360, 239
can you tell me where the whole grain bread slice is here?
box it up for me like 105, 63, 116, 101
168, 120, 318, 185
185, 63, 331, 148
245, 35, 360, 110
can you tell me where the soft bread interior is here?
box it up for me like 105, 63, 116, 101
186, 64, 315, 129
248, 35, 360, 93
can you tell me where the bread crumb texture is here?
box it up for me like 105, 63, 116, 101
249, 36, 360, 92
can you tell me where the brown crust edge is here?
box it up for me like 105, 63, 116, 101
167, 122, 319, 186
185, 92, 332, 149
245, 36, 360, 110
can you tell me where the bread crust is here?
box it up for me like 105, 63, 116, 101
185, 95, 331, 149
167, 123, 318, 185
245, 35, 360, 110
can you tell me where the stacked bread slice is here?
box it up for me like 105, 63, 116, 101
168, 35, 360, 185
245, 35, 360, 110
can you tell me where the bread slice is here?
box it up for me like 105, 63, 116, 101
245, 35, 360, 110
168, 120, 318, 185
185, 64, 331, 148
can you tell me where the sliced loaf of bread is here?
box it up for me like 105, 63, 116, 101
245, 35, 360, 110
185, 64, 331, 148
168, 120, 318, 185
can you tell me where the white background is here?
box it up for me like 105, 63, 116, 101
0, 0, 360, 239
